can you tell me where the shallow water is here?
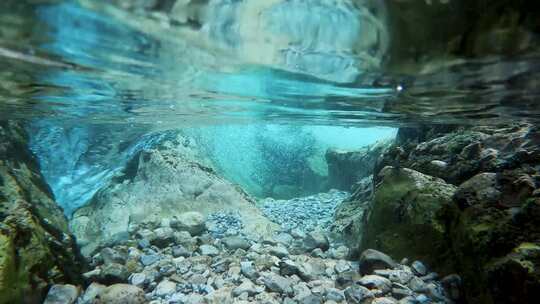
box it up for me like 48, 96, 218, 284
1, 1, 540, 303
1, 0, 539, 126
2, 0, 538, 211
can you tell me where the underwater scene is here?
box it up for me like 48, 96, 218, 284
1, 0, 540, 303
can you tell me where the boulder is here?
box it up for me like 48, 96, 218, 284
0, 121, 84, 303
70, 134, 278, 256
362, 167, 456, 268
326, 140, 390, 190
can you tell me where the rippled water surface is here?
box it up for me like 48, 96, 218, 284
2, 0, 540, 213
1, 0, 539, 127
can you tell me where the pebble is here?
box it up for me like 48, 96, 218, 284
259, 190, 349, 232
43, 284, 79, 304
74, 209, 457, 304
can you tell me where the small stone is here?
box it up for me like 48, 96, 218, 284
291, 228, 307, 239
130, 273, 146, 287
280, 259, 300, 276
359, 249, 396, 275
78, 282, 105, 304
222, 236, 251, 250
334, 260, 351, 274
415, 294, 430, 304
269, 245, 289, 258
240, 261, 258, 280
138, 239, 150, 249
420, 272, 438, 282
357, 275, 392, 294
408, 277, 427, 293
190, 274, 207, 285
100, 263, 129, 284
325, 288, 345, 302
183, 293, 205, 304
391, 287, 413, 299
172, 245, 191, 258
233, 280, 260, 297
171, 212, 206, 235
82, 268, 101, 280
136, 229, 157, 243
199, 244, 219, 257
101, 248, 126, 265
275, 233, 294, 245
344, 285, 373, 304
299, 294, 323, 304
373, 297, 398, 304
155, 280, 177, 297
152, 227, 175, 248
261, 272, 293, 295
311, 248, 325, 258
329, 245, 349, 259
99, 284, 146, 304
303, 231, 329, 251
43, 284, 79, 304
140, 254, 160, 266
411, 261, 427, 276
388, 269, 414, 285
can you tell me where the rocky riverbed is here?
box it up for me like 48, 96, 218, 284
44, 211, 460, 304
258, 190, 350, 233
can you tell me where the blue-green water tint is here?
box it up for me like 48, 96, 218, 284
1, 0, 539, 212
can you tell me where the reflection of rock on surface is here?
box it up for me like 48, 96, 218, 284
70, 134, 278, 257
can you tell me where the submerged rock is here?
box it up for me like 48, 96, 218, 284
362, 166, 457, 268
97, 284, 146, 304
359, 249, 397, 275
70, 134, 277, 256
0, 122, 84, 303
171, 212, 206, 236
43, 284, 80, 304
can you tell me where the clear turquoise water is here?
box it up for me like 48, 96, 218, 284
1, 0, 539, 213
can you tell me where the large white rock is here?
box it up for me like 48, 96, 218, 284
70, 134, 277, 256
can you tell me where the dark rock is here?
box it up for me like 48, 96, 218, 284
303, 231, 329, 252
359, 249, 397, 275
411, 261, 427, 276
357, 275, 393, 294
99, 263, 129, 284
441, 274, 462, 301
0, 122, 84, 303
152, 227, 175, 247
362, 167, 456, 268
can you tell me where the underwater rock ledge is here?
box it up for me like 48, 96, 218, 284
0, 121, 84, 304
70, 133, 278, 257
337, 123, 540, 304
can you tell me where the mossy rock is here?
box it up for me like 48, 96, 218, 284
0, 122, 84, 303
362, 166, 456, 270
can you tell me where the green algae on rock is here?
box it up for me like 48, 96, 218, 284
0, 121, 84, 304
362, 166, 456, 269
